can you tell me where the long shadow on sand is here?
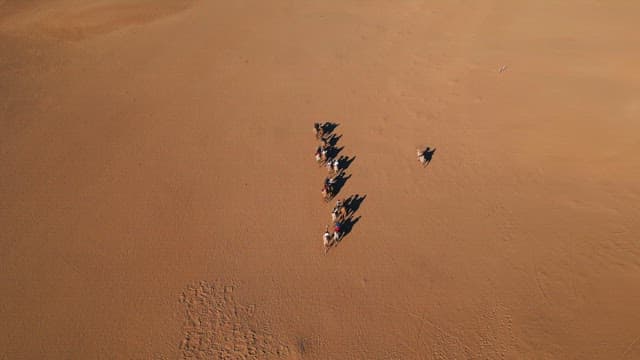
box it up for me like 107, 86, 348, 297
332, 194, 365, 247
338, 155, 356, 172
336, 215, 361, 244
326, 145, 344, 159
326, 133, 342, 147
344, 194, 366, 217
330, 171, 351, 199
321, 122, 339, 136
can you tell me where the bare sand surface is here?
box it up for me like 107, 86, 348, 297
2, 1, 640, 358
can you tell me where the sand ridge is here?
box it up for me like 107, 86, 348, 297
0, 0, 195, 40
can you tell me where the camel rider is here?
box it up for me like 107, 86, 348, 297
332, 207, 338, 216
334, 221, 342, 234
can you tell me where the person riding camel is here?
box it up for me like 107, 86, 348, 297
333, 221, 342, 242
323, 226, 331, 253
314, 122, 325, 139
326, 157, 334, 172
332, 158, 340, 172
322, 182, 332, 201
331, 206, 340, 221
334, 198, 346, 219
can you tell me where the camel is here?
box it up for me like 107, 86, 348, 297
332, 158, 340, 173
326, 157, 335, 173
417, 148, 427, 166
321, 147, 329, 163
333, 228, 342, 242
332, 199, 347, 221
321, 186, 332, 202
331, 207, 347, 222
323, 226, 332, 254
314, 122, 325, 139
417, 147, 435, 167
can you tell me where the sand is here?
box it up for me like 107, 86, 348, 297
2, 1, 640, 358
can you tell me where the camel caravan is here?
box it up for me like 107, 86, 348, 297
314, 123, 344, 202
314, 122, 429, 254
313, 122, 360, 254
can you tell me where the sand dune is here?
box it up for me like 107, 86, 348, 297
2, 1, 640, 358
0, 0, 194, 40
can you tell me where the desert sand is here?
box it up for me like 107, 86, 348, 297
2, 1, 640, 359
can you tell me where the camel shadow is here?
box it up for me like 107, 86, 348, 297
326, 134, 342, 147
330, 171, 351, 198
322, 122, 339, 136
344, 194, 366, 217
339, 215, 361, 241
327, 146, 344, 159
338, 155, 356, 171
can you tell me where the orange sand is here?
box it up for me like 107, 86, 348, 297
2, 1, 640, 358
